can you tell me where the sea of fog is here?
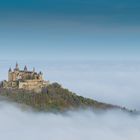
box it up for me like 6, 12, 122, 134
0, 100, 140, 140
0, 60, 140, 140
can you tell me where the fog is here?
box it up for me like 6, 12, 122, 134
0, 100, 140, 140
0, 60, 140, 140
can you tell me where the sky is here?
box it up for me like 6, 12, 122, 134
0, 0, 140, 61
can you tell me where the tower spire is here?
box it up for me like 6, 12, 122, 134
16, 62, 18, 68
14, 62, 19, 71
39, 71, 43, 75
24, 65, 27, 71
9, 67, 12, 72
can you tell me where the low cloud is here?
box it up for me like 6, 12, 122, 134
0, 101, 140, 140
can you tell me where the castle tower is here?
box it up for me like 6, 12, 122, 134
39, 71, 43, 80
9, 67, 12, 72
8, 67, 12, 81
14, 62, 19, 71
33, 67, 35, 73
24, 65, 28, 71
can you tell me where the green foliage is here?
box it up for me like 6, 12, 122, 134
0, 83, 116, 112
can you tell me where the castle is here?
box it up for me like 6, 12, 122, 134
2, 63, 49, 92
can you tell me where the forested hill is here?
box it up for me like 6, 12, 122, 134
0, 83, 133, 113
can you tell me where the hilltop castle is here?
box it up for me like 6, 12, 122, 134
2, 63, 49, 92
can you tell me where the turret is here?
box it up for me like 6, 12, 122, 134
39, 71, 43, 80
33, 67, 35, 73
24, 65, 27, 71
14, 62, 19, 71
16, 62, 18, 68
39, 71, 43, 75
9, 67, 12, 72
8, 67, 12, 81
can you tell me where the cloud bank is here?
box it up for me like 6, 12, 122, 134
0, 100, 140, 140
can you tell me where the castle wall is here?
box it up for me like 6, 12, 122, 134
8, 72, 12, 81
19, 80, 49, 92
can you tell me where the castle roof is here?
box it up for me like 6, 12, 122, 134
9, 68, 12, 72
24, 65, 28, 71
10, 63, 42, 75
19, 70, 37, 74
14, 62, 19, 71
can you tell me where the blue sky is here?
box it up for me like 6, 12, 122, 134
0, 0, 140, 61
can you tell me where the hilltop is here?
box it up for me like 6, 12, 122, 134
0, 83, 131, 113
0, 63, 124, 112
